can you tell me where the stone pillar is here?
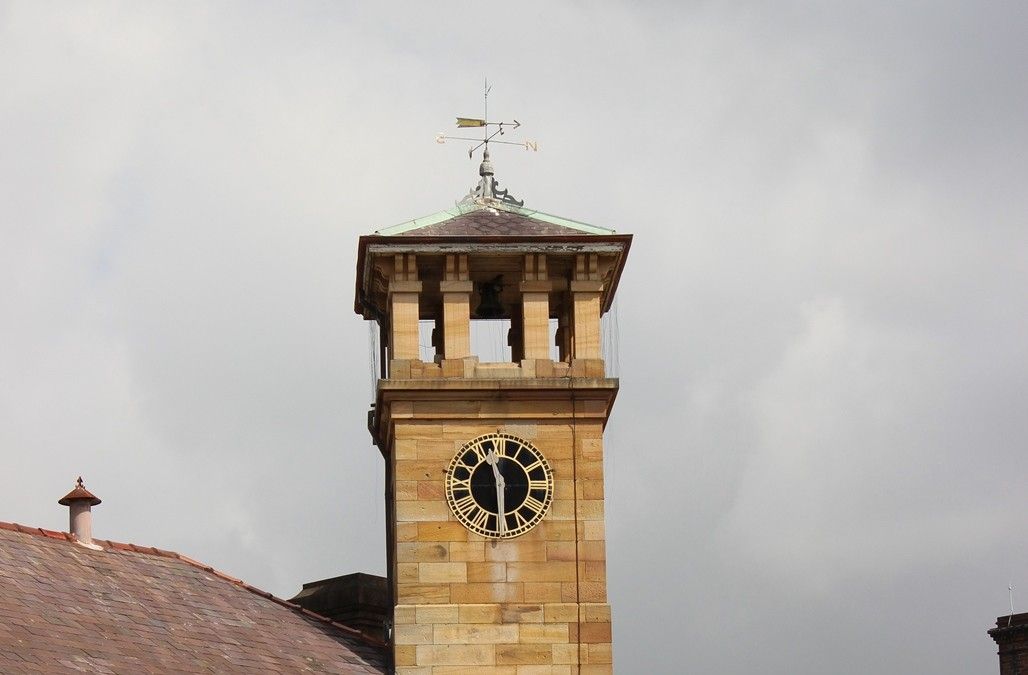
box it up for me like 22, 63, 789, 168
389, 253, 421, 364
520, 253, 552, 360
441, 254, 472, 359
571, 253, 603, 363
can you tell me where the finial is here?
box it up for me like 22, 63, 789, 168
59, 477, 101, 506
479, 147, 493, 177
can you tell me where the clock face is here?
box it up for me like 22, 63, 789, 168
445, 433, 554, 538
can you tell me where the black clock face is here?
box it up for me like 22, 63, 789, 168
445, 433, 554, 538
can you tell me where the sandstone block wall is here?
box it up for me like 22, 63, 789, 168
390, 414, 612, 674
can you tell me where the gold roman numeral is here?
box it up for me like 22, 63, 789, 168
523, 459, 543, 473
469, 508, 489, 530
456, 452, 478, 472
522, 495, 546, 515
452, 493, 476, 514
470, 442, 487, 462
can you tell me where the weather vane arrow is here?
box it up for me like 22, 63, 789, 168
436, 80, 538, 158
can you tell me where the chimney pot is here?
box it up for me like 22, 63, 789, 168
58, 477, 102, 549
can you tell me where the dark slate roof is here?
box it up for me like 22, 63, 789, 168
374, 202, 617, 238
0, 522, 387, 674
397, 208, 586, 236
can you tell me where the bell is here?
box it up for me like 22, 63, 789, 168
474, 275, 505, 319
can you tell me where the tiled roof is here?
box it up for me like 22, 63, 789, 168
374, 202, 617, 237
397, 208, 585, 236
0, 522, 387, 674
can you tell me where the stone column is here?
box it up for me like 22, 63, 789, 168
571, 253, 602, 358
520, 253, 552, 360
389, 253, 421, 369
441, 254, 472, 359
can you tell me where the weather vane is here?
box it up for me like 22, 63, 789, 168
436, 80, 538, 159
437, 81, 536, 208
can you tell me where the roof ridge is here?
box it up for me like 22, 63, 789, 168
0, 519, 387, 651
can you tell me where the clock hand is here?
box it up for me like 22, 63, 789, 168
485, 449, 506, 536
496, 472, 505, 536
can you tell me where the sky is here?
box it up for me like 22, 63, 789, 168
1, 2, 1026, 673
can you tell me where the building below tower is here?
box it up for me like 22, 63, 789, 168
989, 612, 1028, 675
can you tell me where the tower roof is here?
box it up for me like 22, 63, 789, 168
374, 200, 616, 238
376, 144, 617, 238
354, 202, 631, 319
354, 149, 631, 319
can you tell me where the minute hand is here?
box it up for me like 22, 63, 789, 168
486, 450, 506, 536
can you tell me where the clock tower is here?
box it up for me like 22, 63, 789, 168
355, 152, 630, 673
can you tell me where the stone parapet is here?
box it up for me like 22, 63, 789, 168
387, 358, 605, 381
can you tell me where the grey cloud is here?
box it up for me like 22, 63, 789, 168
1, 2, 1024, 673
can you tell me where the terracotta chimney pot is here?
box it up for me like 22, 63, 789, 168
58, 477, 102, 550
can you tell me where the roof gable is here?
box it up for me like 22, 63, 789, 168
0, 523, 387, 673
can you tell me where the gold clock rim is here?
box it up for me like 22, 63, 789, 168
444, 432, 554, 539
